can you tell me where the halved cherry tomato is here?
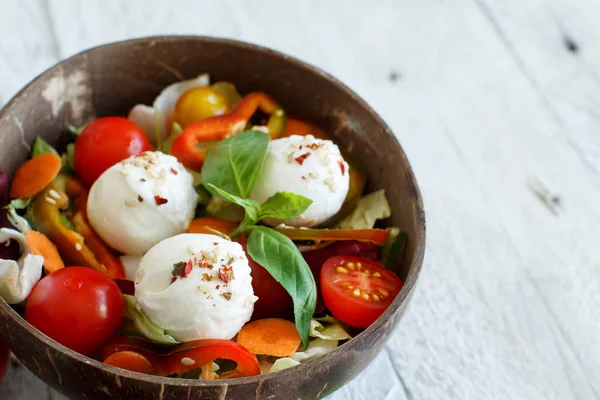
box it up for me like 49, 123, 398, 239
239, 240, 292, 319
321, 256, 402, 328
100, 337, 260, 378
303, 241, 380, 313
25, 267, 124, 356
74, 117, 152, 187
172, 87, 231, 127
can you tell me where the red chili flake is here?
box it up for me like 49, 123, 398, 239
154, 195, 168, 206
170, 168, 178, 175
216, 285, 220, 290
301, 176, 306, 180
213, 242, 218, 246
338, 160, 346, 176
200, 260, 213, 269
295, 153, 311, 165
299, 145, 303, 149
172, 260, 193, 281
218, 266, 235, 284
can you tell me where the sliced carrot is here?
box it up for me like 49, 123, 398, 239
25, 230, 65, 273
187, 218, 238, 235
236, 318, 301, 357
103, 351, 156, 375
10, 153, 62, 199
282, 117, 330, 140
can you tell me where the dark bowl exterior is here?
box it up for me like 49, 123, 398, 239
0, 37, 425, 400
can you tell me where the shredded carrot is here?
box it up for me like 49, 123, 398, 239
103, 351, 156, 375
187, 218, 238, 235
25, 230, 65, 273
236, 318, 301, 357
10, 153, 62, 199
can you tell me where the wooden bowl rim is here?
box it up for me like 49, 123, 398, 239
0, 35, 426, 387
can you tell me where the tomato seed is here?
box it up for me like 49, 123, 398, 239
356, 262, 363, 271
361, 292, 370, 301
373, 294, 380, 301
346, 262, 355, 270
372, 272, 382, 278
378, 288, 389, 297
352, 288, 361, 297
336, 266, 349, 274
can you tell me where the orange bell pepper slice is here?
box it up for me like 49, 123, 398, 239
277, 227, 390, 246
170, 92, 286, 170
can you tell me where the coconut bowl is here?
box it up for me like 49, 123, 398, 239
0, 36, 425, 400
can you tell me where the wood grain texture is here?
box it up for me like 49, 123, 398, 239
1, 0, 599, 399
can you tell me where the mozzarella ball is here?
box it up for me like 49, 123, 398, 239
250, 135, 350, 227
87, 151, 198, 255
135, 234, 256, 341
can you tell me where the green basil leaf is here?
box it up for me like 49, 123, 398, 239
204, 197, 245, 222
123, 295, 180, 345
31, 137, 58, 157
380, 228, 407, 269
247, 226, 317, 347
206, 184, 261, 223
259, 192, 313, 220
202, 130, 270, 198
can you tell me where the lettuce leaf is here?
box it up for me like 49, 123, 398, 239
310, 318, 351, 341
290, 338, 339, 362
336, 189, 391, 229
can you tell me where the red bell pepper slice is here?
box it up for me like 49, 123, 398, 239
171, 92, 286, 170
100, 337, 260, 378
277, 227, 390, 246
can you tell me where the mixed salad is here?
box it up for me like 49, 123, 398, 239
0, 74, 406, 379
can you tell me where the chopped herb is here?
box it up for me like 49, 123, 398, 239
220, 292, 232, 300
140, 178, 146, 182
137, 195, 144, 202
202, 273, 212, 282
154, 195, 168, 205
227, 257, 236, 265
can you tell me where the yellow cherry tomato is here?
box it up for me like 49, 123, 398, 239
172, 87, 231, 127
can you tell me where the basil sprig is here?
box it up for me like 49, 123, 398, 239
247, 226, 317, 347
201, 130, 316, 346
202, 130, 270, 198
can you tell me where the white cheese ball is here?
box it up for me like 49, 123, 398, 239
135, 234, 256, 341
87, 151, 198, 255
250, 135, 350, 227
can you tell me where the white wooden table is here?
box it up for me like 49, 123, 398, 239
1, 0, 599, 399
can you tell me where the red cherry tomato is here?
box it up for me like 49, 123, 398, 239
239, 240, 292, 319
0, 338, 9, 381
74, 117, 152, 187
321, 256, 402, 328
302, 241, 380, 313
25, 267, 125, 356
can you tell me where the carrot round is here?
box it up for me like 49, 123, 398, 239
187, 218, 238, 235
25, 230, 65, 273
10, 153, 62, 199
103, 351, 156, 374
236, 318, 301, 357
